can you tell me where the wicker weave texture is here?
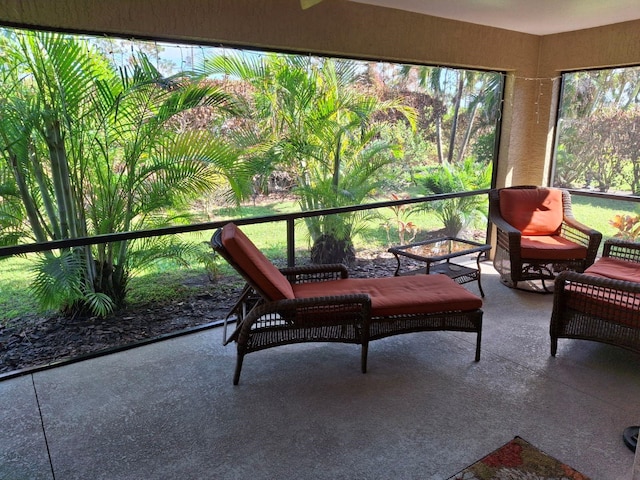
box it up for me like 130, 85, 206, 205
551, 239, 640, 355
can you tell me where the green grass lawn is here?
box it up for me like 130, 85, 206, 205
0, 194, 637, 324
571, 195, 639, 240
0, 255, 41, 322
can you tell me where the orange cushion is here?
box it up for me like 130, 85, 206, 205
292, 274, 482, 317
565, 284, 640, 328
520, 235, 587, 260
564, 257, 640, 329
584, 257, 640, 283
221, 223, 294, 300
500, 188, 563, 235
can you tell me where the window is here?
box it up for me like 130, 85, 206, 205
0, 27, 504, 316
553, 66, 640, 195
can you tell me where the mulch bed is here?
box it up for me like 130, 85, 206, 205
0, 253, 407, 376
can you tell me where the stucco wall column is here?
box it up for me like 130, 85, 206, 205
496, 72, 560, 188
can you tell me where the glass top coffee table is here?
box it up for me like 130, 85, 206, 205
388, 237, 491, 297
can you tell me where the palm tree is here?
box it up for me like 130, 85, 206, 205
414, 158, 491, 237
400, 65, 452, 164
399, 65, 502, 165
0, 29, 250, 315
455, 73, 503, 164
205, 53, 415, 263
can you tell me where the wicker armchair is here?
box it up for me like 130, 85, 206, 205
211, 223, 483, 384
551, 239, 640, 356
489, 186, 602, 291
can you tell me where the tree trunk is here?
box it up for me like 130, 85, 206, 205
456, 102, 478, 164
310, 234, 355, 265
447, 74, 465, 164
7, 151, 49, 243
44, 119, 76, 239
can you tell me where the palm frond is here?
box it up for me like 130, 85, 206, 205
125, 236, 206, 273
83, 292, 115, 317
203, 52, 269, 82
30, 250, 85, 312
24, 31, 111, 119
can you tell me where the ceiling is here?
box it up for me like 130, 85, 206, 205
348, 0, 640, 35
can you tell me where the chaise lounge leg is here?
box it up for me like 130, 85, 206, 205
475, 330, 482, 362
233, 353, 245, 385
550, 337, 558, 356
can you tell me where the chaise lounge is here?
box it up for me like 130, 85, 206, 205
211, 223, 484, 384
551, 238, 640, 356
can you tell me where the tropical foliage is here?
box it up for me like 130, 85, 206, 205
0, 29, 504, 318
610, 213, 640, 241
397, 65, 503, 165
0, 30, 250, 315
204, 54, 417, 263
201, 54, 502, 261
413, 158, 492, 236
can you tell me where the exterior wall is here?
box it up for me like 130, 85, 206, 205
1, 0, 640, 188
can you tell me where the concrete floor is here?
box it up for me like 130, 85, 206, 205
1, 264, 639, 479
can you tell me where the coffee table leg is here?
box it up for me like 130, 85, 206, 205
392, 253, 401, 276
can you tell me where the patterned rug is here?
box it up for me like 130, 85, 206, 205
446, 436, 590, 479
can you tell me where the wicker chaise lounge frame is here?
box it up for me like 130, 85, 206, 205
211, 226, 483, 385
551, 239, 640, 356
489, 186, 602, 291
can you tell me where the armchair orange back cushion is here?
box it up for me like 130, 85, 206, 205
499, 188, 564, 236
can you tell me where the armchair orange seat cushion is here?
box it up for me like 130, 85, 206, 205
583, 256, 640, 283
520, 235, 587, 260
561, 253, 640, 329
